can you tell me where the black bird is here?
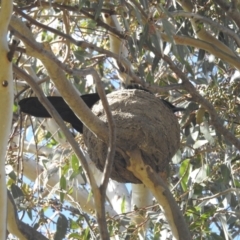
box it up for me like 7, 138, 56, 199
18, 93, 99, 133
18, 88, 184, 133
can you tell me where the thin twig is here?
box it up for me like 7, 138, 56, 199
92, 70, 116, 189
197, 188, 240, 201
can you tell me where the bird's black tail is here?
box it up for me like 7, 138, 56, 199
18, 93, 100, 133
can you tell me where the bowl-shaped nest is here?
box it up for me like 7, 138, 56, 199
83, 89, 180, 183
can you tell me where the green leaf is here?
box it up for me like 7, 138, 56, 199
172, 149, 182, 164
27, 209, 33, 220
69, 219, 79, 230
184, 60, 194, 76
179, 159, 191, 191
8, 170, 17, 181
186, 130, 199, 145
193, 183, 203, 195
83, 228, 90, 240
69, 169, 80, 181
79, 0, 87, 9
54, 214, 68, 240
132, 6, 143, 26
150, 31, 163, 55
138, 23, 149, 53
139, 0, 149, 9
190, 165, 209, 183
185, 205, 201, 217
176, 45, 189, 64
233, 179, 240, 188
11, 184, 24, 199
94, 0, 103, 20
200, 121, 215, 145
67, 186, 73, 195
13, 103, 18, 113
220, 164, 231, 184
127, 37, 137, 59
193, 140, 208, 149
73, 50, 87, 62
60, 176, 66, 203
215, 214, 229, 240
71, 154, 79, 172
161, 19, 175, 44
194, 78, 208, 85
68, 233, 82, 239
60, 175, 66, 190
121, 196, 126, 213
152, 55, 161, 73
197, 49, 205, 61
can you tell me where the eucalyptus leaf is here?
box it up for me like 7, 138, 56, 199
190, 165, 209, 183
193, 140, 208, 149
186, 130, 199, 145
54, 214, 68, 240
197, 49, 205, 61
172, 149, 182, 164
152, 55, 161, 73
179, 159, 191, 191
200, 121, 215, 145
11, 184, 24, 199
138, 23, 149, 53
161, 18, 175, 44
220, 164, 231, 184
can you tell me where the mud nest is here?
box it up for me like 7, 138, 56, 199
83, 89, 180, 183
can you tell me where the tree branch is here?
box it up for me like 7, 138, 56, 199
91, 70, 116, 240
127, 149, 192, 240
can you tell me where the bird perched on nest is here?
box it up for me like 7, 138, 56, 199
18, 85, 184, 133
